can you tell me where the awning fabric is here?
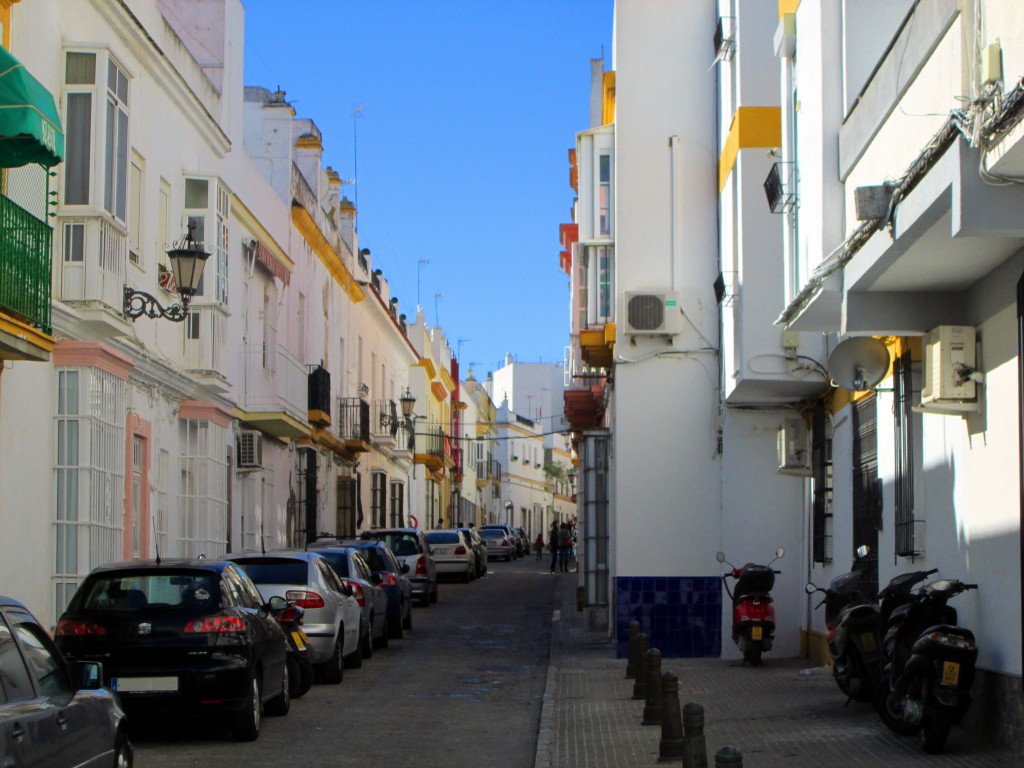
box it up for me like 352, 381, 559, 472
0, 46, 64, 168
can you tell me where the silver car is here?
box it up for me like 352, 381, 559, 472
478, 527, 515, 560
225, 552, 360, 683
425, 530, 476, 582
1, 595, 132, 766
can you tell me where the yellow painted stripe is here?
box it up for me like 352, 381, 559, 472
779, 0, 800, 18
602, 71, 616, 126
291, 205, 364, 303
718, 106, 782, 193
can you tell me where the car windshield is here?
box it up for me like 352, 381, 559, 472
315, 552, 350, 578
383, 534, 421, 557
426, 532, 459, 544
232, 559, 308, 585
78, 572, 219, 611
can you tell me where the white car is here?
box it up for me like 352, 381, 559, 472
425, 530, 476, 582
226, 552, 361, 683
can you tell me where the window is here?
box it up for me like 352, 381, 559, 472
63, 52, 95, 206
0, 614, 34, 701
131, 435, 143, 558
179, 418, 228, 558
183, 178, 229, 305
104, 58, 129, 221
580, 245, 614, 325
62, 222, 84, 262
893, 349, 920, 558
336, 477, 356, 538
128, 158, 142, 265
371, 472, 387, 529
598, 153, 611, 236
389, 481, 404, 527
811, 403, 832, 564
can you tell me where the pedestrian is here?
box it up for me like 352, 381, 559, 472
535, 532, 544, 559
548, 521, 559, 573
557, 523, 572, 573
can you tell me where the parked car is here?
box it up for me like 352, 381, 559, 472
1, 595, 132, 766
478, 527, 515, 561
55, 559, 289, 742
360, 528, 438, 606
459, 527, 489, 578
318, 538, 413, 639
223, 551, 361, 680
514, 527, 531, 555
481, 524, 519, 559
302, 544, 389, 658
425, 529, 476, 582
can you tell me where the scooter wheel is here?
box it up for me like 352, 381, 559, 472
743, 643, 763, 666
875, 684, 920, 735
921, 706, 953, 754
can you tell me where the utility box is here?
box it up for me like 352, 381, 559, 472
919, 325, 978, 412
777, 419, 811, 476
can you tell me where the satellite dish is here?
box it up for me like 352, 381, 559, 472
827, 337, 890, 391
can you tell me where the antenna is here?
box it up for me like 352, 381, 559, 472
152, 514, 161, 565
260, 522, 266, 555
352, 103, 366, 220
827, 337, 891, 391
417, 259, 429, 307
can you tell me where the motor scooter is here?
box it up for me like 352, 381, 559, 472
268, 595, 313, 699
805, 545, 881, 702
876, 573, 978, 754
716, 547, 784, 666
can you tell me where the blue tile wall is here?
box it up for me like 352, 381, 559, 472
615, 576, 722, 658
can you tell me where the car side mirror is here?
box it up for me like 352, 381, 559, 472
805, 582, 820, 594
715, 551, 726, 564
267, 595, 288, 612
71, 660, 103, 690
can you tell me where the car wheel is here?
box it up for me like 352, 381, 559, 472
419, 590, 431, 607
359, 619, 373, 660
231, 672, 261, 742
264, 662, 290, 717
114, 729, 133, 768
348, 623, 367, 667
462, 566, 472, 584
288, 655, 313, 698
402, 601, 413, 630
317, 635, 344, 684
387, 609, 403, 640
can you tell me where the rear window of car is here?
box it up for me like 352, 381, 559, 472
315, 552, 350, 578
425, 532, 460, 544
352, 546, 387, 571
479, 529, 504, 539
77, 572, 219, 611
232, 559, 308, 585
383, 534, 422, 557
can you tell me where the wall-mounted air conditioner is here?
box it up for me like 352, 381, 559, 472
777, 419, 810, 476
919, 325, 979, 413
237, 431, 263, 469
622, 291, 683, 336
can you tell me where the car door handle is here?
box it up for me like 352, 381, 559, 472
10, 724, 25, 741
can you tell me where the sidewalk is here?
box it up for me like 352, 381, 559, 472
536, 571, 1018, 768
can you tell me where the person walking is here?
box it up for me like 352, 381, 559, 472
557, 523, 572, 573
548, 521, 560, 573
535, 532, 544, 560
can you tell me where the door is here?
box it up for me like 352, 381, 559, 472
851, 395, 880, 595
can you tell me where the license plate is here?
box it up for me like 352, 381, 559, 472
291, 630, 308, 650
942, 661, 960, 686
751, 626, 763, 641
112, 676, 178, 692
861, 632, 877, 653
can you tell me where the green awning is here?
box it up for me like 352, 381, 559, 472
0, 45, 64, 168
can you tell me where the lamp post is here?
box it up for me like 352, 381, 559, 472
124, 227, 210, 322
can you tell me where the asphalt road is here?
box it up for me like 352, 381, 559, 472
134, 552, 559, 767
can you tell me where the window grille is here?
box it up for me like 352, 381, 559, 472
811, 403, 833, 563
178, 418, 228, 558
764, 161, 799, 214
894, 350, 921, 558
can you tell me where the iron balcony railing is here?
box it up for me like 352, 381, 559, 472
0, 193, 52, 334
423, 426, 444, 459
339, 397, 370, 443
764, 161, 799, 214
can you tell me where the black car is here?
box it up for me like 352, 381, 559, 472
359, 528, 439, 606
55, 559, 290, 742
1, 595, 132, 766
319, 539, 414, 639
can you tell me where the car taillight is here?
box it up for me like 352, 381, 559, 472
55, 619, 107, 637
502, 539, 510, 547
285, 590, 325, 609
454, 545, 467, 555
278, 606, 302, 625
415, 555, 428, 576
377, 572, 398, 588
346, 581, 366, 608
184, 616, 246, 634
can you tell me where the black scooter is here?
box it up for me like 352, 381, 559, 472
876, 573, 978, 754
268, 595, 314, 699
805, 545, 881, 703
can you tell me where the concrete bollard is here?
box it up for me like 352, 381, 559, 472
657, 671, 684, 762
642, 648, 663, 725
625, 621, 641, 678
714, 745, 743, 767
682, 702, 708, 768
631, 633, 648, 700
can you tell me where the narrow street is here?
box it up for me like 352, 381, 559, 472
133, 556, 558, 767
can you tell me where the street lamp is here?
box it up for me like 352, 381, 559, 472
124, 227, 210, 322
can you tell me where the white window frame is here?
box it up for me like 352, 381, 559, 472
179, 418, 229, 558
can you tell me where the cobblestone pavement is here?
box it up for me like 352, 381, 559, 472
535, 570, 1019, 768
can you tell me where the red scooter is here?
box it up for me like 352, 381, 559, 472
717, 547, 784, 666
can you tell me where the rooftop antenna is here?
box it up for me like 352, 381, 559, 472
434, 292, 443, 327
417, 259, 429, 306
457, 338, 471, 360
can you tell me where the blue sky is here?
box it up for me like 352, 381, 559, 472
242, 0, 613, 375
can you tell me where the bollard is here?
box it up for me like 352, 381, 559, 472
631, 633, 648, 700
714, 745, 743, 767
625, 621, 641, 678
642, 648, 663, 725
657, 671, 684, 762
682, 702, 708, 768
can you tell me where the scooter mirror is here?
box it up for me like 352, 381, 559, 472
715, 551, 726, 563
805, 582, 818, 594
775, 547, 785, 559
855, 544, 870, 559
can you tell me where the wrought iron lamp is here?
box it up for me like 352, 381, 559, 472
124, 227, 210, 322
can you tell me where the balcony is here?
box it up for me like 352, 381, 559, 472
564, 384, 607, 433
764, 161, 798, 214
416, 426, 446, 474
59, 214, 127, 320
338, 397, 371, 454
237, 344, 309, 438
579, 324, 615, 368
370, 399, 400, 448
183, 305, 229, 391
0, 193, 53, 360
307, 365, 331, 427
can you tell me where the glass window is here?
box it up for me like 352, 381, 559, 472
11, 621, 69, 699
598, 154, 611, 236
128, 159, 143, 265
232, 559, 308, 586
104, 58, 129, 221
63, 92, 92, 205
0, 613, 34, 702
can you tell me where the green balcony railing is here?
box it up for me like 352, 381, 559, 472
0, 193, 52, 335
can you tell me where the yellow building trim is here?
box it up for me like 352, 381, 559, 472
604, 321, 616, 346
454, 400, 468, 411
291, 205, 364, 303
431, 381, 447, 401
0, 313, 55, 354
415, 357, 437, 379
602, 70, 616, 126
439, 367, 455, 392
295, 135, 323, 151
779, 0, 800, 18
0, 0, 17, 49
719, 107, 782, 192
230, 195, 293, 275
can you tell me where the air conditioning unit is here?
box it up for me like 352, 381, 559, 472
777, 419, 811, 476
622, 291, 683, 336
237, 431, 263, 469
919, 325, 978, 413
